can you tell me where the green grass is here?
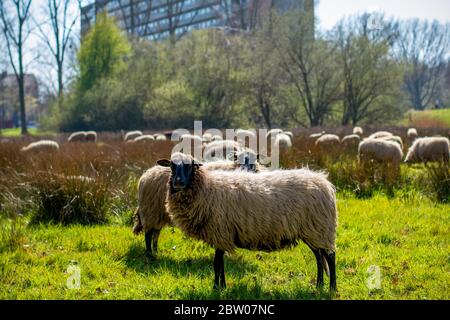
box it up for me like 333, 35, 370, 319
1, 194, 448, 300
0, 128, 57, 137
404, 109, 450, 128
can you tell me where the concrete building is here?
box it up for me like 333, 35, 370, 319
80, 0, 314, 40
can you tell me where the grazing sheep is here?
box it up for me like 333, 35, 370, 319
407, 128, 418, 143
211, 135, 223, 141
132, 152, 262, 259
159, 152, 338, 292
68, 131, 86, 142
124, 130, 143, 141
265, 128, 283, 139
341, 134, 361, 154
134, 135, 155, 143
369, 131, 393, 139
85, 131, 97, 142
358, 139, 403, 166
405, 137, 450, 163
202, 133, 213, 143
273, 133, 292, 150
155, 134, 167, 141
21, 140, 59, 153
378, 135, 404, 150
309, 131, 326, 140
315, 134, 340, 154
353, 127, 363, 136
203, 140, 242, 162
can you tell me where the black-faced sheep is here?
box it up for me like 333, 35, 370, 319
20, 140, 60, 153
405, 137, 450, 163
133, 152, 264, 259
158, 152, 338, 292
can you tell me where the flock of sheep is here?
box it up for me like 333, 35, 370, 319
16, 126, 449, 293
310, 127, 450, 166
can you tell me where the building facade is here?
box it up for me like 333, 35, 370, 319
81, 0, 314, 40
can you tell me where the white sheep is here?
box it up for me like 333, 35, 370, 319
155, 134, 167, 141
203, 140, 242, 162
124, 130, 143, 141
265, 128, 283, 139
341, 134, 361, 154
20, 140, 60, 153
407, 128, 418, 143
133, 135, 155, 142
85, 131, 97, 142
358, 138, 403, 165
68, 131, 86, 142
368, 131, 393, 139
159, 152, 338, 292
315, 134, 340, 154
273, 133, 292, 150
405, 137, 450, 163
353, 127, 363, 136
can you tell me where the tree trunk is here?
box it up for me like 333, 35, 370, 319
18, 75, 27, 135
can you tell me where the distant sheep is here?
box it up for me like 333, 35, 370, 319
236, 129, 257, 147
341, 134, 360, 154
202, 133, 213, 143
159, 152, 338, 292
265, 128, 283, 139
132, 152, 263, 259
85, 131, 97, 142
284, 131, 294, 140
358, 139, 403, 165
405, 137, 449, 163
309, 131, 326, 140
369, 131, 393, 139
21, 140, 59, 153
124, 131, 143, 141
378, 135, 404, 150
315, 134, 340, 154
407, 128, 418, 143
155, 134, 167, 141
68, 131, 86, 142
211, 135, 223, 141
134, 135, 155, 143
353, 127, 363, 136
203, 140, 242, 162
273, 133, 292, 150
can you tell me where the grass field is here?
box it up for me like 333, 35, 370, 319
1, 193, 448, 300
405, 109, 450, 128
0, 128, 57, 137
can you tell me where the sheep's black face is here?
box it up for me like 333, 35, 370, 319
157, 158, 202, 193
242, 155, 256, 172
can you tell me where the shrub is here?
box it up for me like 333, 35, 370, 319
425, 163, 450, 203
29, 173, 110, 225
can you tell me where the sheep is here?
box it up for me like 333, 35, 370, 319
265, 128, 283, 139
315, 134, 340, 154
202, 133, 213, 143
309, 131, 325, 140
20, 140, 59, 153
134, 135, 155, 143
124, 130, 143, 141
405, 137, 450, 163
132, 151, 263, 259
158, 152, 338, 292
284, 131, 294, 140
236, 129, 257, 147
85, 131, 97, 142
211, 135, 223, 141
358, 139, 403, 166
353, 127, 363, 136
369, 131, 393, 139
155, 134, 167, 141
407, 128, 418, 143
378, 135, 404, 150
273, 133, 292, 150
68, 131, 86, 142
341, 134, 361, 154
203, 140, 242, 162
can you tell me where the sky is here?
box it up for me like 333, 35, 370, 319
317, 0, 450, 30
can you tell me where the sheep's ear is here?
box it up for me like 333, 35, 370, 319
157, 159, 171, 167
191, 160, 203, 167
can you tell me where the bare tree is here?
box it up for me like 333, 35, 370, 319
336, 14, 401, 125
0, 0, 33, 135
34, 0, 78, 99
397, 19, 450, 110
275, 11, 342, 127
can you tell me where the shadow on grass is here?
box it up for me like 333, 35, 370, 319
124, 243, 333, 300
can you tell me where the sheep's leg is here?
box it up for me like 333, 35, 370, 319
152, 229, 161, 255
321, 250, 336, 292
213, 249, 225, 289
145, 229, 154, 259
311, 248, 324, 289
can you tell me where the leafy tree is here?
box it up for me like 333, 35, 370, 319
77, 13, 131, 92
